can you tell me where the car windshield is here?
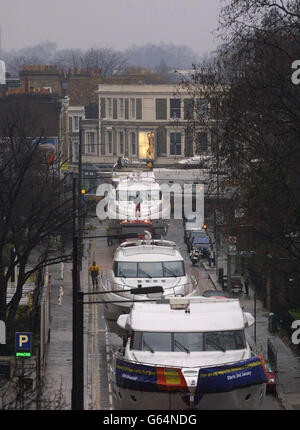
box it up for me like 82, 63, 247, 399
114, 261, 185, 278
130, 330, 246, 351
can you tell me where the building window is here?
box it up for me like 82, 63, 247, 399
156, 98, 167, 120
170, 132, 182, 156
107, 98, 113, 118
69, 141, 73, 162
74, 142, 79, 161
107, 130, 113, 155
69, 115, 83, 132
70, 140, 79, 162
73, 116, 80, 131
119, 131, 124, 155
119, 98, 125, 119
170, 99, 181, 119
195, 132, 208, 153
130, 99, 136, 119
131, 131, 136, 156
87, 132, 96, 153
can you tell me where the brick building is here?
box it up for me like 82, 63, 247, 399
0, 87, 69, 165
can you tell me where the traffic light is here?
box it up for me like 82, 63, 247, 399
81, 189, 86, 200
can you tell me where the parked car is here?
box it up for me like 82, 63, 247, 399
185, 229, 204, 244
265, 361, 278, 395
202, 290, 229, 299
230, 275, 243, 294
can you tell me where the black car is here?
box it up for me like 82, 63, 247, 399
187, 230, 209, 251
189, 234, 211, 257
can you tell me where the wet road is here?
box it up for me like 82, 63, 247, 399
84, 219, 283, 410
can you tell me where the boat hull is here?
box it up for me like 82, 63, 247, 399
111, 383, 266, 410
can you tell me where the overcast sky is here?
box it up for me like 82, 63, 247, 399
1, 0, 221, 55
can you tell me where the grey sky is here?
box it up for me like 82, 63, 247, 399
1, 0, 221, 55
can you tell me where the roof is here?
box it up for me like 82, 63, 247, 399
128, 298, 245, 332
114, 243, 183, 262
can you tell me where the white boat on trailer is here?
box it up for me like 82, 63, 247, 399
100, 236, 198, 336
107, 168, 170, 239
110, 296, 267, 410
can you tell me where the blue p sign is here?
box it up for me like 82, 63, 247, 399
16, 332, 32, 352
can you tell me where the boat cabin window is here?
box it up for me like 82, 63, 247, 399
116, 190, 161, 202
130, 330, 246, 352
114, 261, 185, 278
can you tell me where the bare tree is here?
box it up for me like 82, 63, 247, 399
0, 104, 73, 328
0, 359, 66, 410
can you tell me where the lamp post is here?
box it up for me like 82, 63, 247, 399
72, 272, 162, 410
71, 175, 84, 410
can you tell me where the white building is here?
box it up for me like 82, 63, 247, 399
0, 60, 6, 85
75, 83, 214, 168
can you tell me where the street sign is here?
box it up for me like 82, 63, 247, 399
15, 332, 32, 357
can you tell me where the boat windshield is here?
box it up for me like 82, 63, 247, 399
130, 330, 246, 352
116, 190, 161, 202
114, 261, 185, 278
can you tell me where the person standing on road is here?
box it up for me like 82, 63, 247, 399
106, 225, 113, 246
208, 248, 215, 267
89, 261, 100, 288
243, 270, 250, 296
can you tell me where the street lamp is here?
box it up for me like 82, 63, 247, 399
71, 273, 163, 410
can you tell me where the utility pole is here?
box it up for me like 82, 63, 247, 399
71, 176, 84, 410
78, 118, 83, 269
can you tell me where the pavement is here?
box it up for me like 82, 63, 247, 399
43, 220, 300, 410
202, 260, 300, 411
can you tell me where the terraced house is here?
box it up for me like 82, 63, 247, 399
80, 83, 214, 167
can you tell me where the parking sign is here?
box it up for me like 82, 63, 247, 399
15, 332, 32, 357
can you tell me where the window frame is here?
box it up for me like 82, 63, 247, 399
170, 131, 182, 156
119, 98, 125, 119
130, 130, 137, 156
107, 98, 113, 118
86, 131, 96, 154
170, 98, 181, 119
130, 98, 136, 119
107, 129, 113, 155
119, 130, 124, 155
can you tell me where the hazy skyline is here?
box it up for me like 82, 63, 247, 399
1, 0, 221, 55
